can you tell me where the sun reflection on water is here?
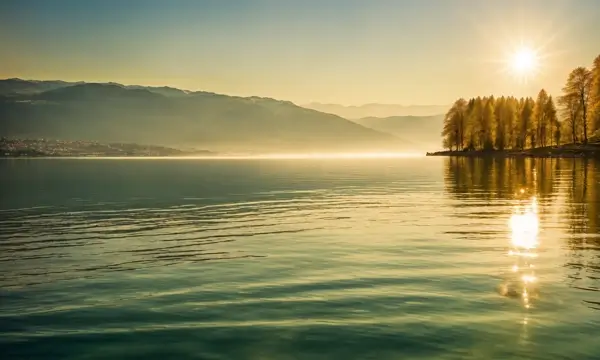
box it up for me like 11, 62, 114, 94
510, 196, 539, 249
499, 189, 540, 309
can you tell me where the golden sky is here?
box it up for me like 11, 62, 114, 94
1, 0, 599, 105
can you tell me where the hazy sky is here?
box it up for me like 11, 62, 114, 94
1, 0, 599, 105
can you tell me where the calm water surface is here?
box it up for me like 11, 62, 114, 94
1, 157, 599, 359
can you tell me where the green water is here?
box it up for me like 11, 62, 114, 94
1, 157, 599, 359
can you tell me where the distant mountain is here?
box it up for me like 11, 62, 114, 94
123, 85, 192, 97
353, 114, 445, 150
35, 83, 165, 102
304, 102, 450, 119
0, 81, 404, 153
0, 78, 83, 96
0, 79, 193, 98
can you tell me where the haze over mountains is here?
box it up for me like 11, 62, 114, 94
354, 115, 445, 150
304, 102, 449, 119
0, 79, 444, 153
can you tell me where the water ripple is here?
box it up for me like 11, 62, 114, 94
1, 158, 599, 360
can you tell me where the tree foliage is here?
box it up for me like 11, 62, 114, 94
562, 67, 593, 144
441, 98, 467, 151
441, 95, 535, 151
591, 55, 600, 133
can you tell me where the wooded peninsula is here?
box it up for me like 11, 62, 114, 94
428, 54, 600, 158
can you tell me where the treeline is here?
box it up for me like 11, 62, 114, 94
442, 54, 600, 151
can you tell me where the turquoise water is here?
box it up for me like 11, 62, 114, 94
1, 157, 599, 359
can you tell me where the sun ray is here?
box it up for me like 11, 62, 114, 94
509, 46, 540, 81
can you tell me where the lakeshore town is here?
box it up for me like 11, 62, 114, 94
0, 137, 197, 157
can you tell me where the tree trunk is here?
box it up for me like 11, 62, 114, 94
542, 126, 547, 147
455, 129, 459, 151
461, 123, 465, 150
571, 115, 577, 144
583, 103, 588, 145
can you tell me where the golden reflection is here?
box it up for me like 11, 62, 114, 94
445, 158, 600, 311
496, 192, 541, 308
509, 196, 539, 249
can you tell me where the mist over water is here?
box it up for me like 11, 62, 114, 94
1, 157, 599, 359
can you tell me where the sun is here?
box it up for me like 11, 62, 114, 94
510, 47, 538, 76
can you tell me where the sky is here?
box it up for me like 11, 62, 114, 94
1, 0, 599, 105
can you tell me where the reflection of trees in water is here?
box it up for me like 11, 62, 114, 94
444, 157, 558, 202
444, 158, 550, 309
444, 157, 600, 310
566, 159, 599, 235
564, 159, 600, 310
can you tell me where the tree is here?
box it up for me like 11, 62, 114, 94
471, 97, 484, 150
465, 98, 477, 150
533, 89, 550, 147
558, 92, 580, 144
591, 54, 600, 133
455, 99, 468, 149
494, 97, 509, 150
519, 98, 534, 149
546, 96, 560, 146
504, 97, 518, 149
482, 99, 495, 150
441, 98, 468, 151
563, 67, 593, 144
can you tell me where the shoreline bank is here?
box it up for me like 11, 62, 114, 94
426, 143, 600, 158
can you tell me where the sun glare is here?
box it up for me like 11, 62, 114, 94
510, 196, 539, 250
510, 47, 539, 76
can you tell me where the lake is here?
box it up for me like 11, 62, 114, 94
0, 157, 599, 359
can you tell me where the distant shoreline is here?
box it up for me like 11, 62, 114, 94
426, 143, 600, 158
0, 138, 216, 158
0, 155, 218, 159
0, 153, 216, 159
0, 152, 424, 160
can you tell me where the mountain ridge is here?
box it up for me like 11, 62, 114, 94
0, 80, 405, 153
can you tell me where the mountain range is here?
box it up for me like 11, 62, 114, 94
0, 79, 444, 153
303, 102, 449, 119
